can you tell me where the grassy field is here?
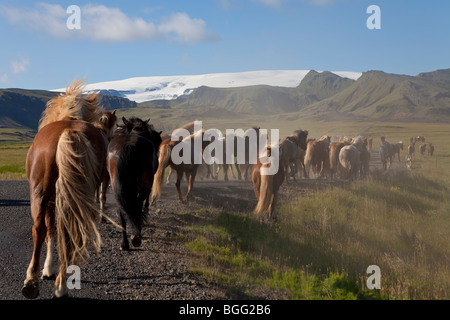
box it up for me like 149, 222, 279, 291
182, 167, 449, 299
1, 113, 449, 299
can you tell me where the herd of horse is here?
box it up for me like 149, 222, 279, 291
21, 80, 431, 299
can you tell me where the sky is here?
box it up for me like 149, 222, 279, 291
0, 0, 449, 90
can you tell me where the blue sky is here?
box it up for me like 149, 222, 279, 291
0, 0, 449, 89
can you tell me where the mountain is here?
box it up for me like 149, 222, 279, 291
141, 70, 357, 115
0, 88, 137, 130
296, 70, 356, 101
297, 69, 450, 121
65, 70, 362, 103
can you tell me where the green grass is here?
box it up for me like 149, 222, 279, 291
0, 145, 29, 180
183, 168, 449, 299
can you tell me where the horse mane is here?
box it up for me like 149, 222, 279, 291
351, 136, 364, 148
38, 80, 103, 131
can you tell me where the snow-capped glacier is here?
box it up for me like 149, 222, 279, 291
53, 70, 362, 103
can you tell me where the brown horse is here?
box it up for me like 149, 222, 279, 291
96, 110, 117, 215
391, 141, 403, 161
23, 80, 108, 299
428, 143, 434, 156
252, 146, 285, 221
304, 135, 331, 178
279, 137, 302, 182
419, 143, 427, 155
151, 130, 211, 204
329, 141, 347, 179
408, 142, 415, 157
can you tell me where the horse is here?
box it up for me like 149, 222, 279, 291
391, 141, 403, 161
339, 140, 361, 180
252, 145, 285, 221
213, 133, 240, 181
151, 130, 211, 204
408, 142, 415, 157
96, 110, 117, 215
23, 80, 108, 299
428, 143, 434, 156
329, 141, 347, 179
164, 122, 217, 183
419, 143, 427, 155
107, 116, 162, 251
279, 137, 303, 182
304, 135, 331, 178
358, 137, 371, 178
235, 127, 262, 181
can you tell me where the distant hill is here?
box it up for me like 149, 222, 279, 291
297, 69, 450, 121
0, 88, 137, 130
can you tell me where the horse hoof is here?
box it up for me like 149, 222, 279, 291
22, 283, 39, 299
131, 236, 142, 248
120, 243, 130, 251
42, 274, 56, 280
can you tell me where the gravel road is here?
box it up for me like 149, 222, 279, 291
0, 178, 252, 301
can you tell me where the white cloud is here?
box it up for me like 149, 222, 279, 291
158, 13, 219, 44
1, 3, 219, 44
11, 58, 30, 74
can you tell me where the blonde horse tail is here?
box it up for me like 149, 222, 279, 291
254, 163, 273, 217
54, 129, 102, 297
151, 143, 171, 205
304, 143, 314, 176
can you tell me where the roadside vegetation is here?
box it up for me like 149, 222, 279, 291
183, 167, 449, 299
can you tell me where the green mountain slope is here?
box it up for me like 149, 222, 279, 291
0, 88, 137, 130
296, 69, 450, 121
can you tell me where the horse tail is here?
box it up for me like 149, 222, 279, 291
304, 142, 314, 176
55, 129, 102, 282
151, 142, 171, 204
254, 163, 273, 217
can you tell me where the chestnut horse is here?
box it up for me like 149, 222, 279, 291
23, 80, 108, 299
96, 110, 117, 215
151, 130, 211, 204
107, 117, 162, 251
252, 145, 285, 221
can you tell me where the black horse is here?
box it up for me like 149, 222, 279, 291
107, 117, 162, 251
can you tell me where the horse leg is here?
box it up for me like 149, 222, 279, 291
268, 193, 277, 221
42, 204, 57, 280
236, 163, 242, 180
185, 166, 198, 202
223, 164, 229, 181
290, 162, 297, 180
22, 195, 48, 299
53, 264, 69, 298
99, 177, 109, 223
119, 209, 130, 251
175, 169, 185, 204
166, 167, 172, 185
244, 164, 250, 181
